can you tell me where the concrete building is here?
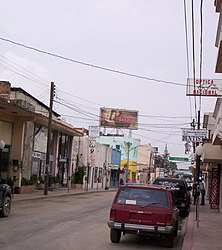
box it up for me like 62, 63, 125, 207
202, 101, 222, 211
137, 144, 155, 184
0, 81, 84, 193
97, 135, 139, 184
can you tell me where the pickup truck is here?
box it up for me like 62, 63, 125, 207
0, 184, 12, 217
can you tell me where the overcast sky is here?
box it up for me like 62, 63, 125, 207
0, 1, 219, 163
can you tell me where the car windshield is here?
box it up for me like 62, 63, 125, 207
116, 187, 168, 208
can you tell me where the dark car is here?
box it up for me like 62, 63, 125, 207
107, 184, 179, 248
0, 184, 12, 217
153, 177, 192, 216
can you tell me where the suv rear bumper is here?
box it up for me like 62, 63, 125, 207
108, 221, 174, 234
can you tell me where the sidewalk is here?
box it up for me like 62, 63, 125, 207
12, 186, 115, 203
182, 200, 222, 250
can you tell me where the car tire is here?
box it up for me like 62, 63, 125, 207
165, 232, 174, 248
110, 229, 121, 243
0, 196, 11, 217
181, 206, 190, 217
174, 221, 178, 237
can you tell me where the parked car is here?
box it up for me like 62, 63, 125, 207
0, 184, 12, 217
107, 184, 179, 248
153, 177, 192, 216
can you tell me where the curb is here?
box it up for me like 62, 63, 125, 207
12, 188, 116, 204
182, 206, 195, 250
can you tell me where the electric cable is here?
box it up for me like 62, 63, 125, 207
0, 36, 186, 87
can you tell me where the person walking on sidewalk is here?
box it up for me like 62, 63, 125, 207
199, 181, 206, 205
192, 182, 198, 205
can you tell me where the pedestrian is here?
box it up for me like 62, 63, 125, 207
120, 178, 124, 185
199, 181, 206, 205
192, 182, 197, 205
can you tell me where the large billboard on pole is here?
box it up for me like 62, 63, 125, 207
100, 108, 138, 130
186, 78, 222, 96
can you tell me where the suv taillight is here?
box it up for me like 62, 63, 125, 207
110, 208, 116, 221
165, 214, 173, 226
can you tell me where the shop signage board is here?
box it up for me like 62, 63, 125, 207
186, 78, 222, 96
89, 126, 100, 138
182, 129, 207, 142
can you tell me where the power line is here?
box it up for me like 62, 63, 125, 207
183, 0, 194, 121
199, 0, 203, 111
0, 36, 186, 87
191, 0, 198, 121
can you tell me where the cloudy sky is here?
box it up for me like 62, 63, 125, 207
0, 1, 219, 162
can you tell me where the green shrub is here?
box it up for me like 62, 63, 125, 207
21, 177, 35, 186
51, 176, 59, 184
39, 176, 44, 184
71, 166, 86, 184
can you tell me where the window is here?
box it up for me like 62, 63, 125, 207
94, 167, 98, 183
116, 188, 168, 207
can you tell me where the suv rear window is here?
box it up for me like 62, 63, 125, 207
153, 179, 184, 191
116, 187, 168, 208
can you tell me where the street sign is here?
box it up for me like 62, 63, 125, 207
169, 157, 189, 162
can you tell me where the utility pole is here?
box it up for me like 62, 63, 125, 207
44, 82, 55, 195
196, 110, 201, 185
126, 142, 131, 183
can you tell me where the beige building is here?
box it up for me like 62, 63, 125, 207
0, 81, 83, 193
137, 144, 155, 184
200, 0, 222, 211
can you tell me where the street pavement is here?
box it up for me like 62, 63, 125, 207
12, 188, 222, 249
12, 186, 114, 203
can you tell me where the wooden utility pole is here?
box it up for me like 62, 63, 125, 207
44, 82, 55, 195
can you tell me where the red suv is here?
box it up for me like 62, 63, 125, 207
108, 184, 179, 248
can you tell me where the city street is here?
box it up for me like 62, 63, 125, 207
1, 191, 187, 250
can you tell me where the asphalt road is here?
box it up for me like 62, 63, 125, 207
0, 191, 187, 250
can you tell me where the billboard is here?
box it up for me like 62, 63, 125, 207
0, 81, 11, 100
187, 78, 222, 96
100, 108, 138, 130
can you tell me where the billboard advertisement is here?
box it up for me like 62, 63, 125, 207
0, 81, 11, 100
186, 78, 222, 96
100, 108, 138, 130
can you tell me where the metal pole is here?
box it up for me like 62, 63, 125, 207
44, 82, 55, 195
196, 110, 201, 227
126, 143, 130, 183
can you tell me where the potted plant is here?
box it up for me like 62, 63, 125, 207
71, 166, 85, 189
52, 176, 59, 189
21, 177, 35, 193
38, 176, 45, 190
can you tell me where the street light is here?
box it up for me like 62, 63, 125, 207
126, 142, 132, 183
0, 139, 6, 181
196, 144, 204, 156
195, 143, 204, 228
196, 144, 204, 184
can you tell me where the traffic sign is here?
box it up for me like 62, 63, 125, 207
169, 157, 189, 162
